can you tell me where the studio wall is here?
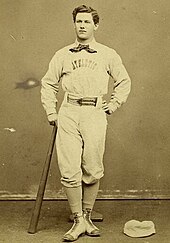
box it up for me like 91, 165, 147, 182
0, 0, 169, 199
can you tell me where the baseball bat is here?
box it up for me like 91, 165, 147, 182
28, 124, 57, 234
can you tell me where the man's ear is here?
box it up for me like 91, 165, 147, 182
94, 23, 99, 31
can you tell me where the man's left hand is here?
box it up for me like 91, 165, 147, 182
102, 100, 118, 115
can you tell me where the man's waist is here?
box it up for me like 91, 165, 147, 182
67, 94, 98, 106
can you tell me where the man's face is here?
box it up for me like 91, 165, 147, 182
74, 13, 98, 42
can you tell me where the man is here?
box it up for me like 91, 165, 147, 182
41, 5, 131, 242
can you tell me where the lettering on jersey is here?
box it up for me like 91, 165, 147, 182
72, 59, 97, 70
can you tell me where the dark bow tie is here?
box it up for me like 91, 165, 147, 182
69, 44, 97, 53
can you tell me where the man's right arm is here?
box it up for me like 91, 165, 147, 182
41, 53, 63, 125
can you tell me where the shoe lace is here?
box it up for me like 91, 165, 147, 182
70, 213, 81, 233
83, 209, 95, 227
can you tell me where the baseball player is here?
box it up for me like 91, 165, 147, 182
41, 5, 131, 242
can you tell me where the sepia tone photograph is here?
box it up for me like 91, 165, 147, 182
0, 0, 169, 242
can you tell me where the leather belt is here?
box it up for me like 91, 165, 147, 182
67, 95, 97, 106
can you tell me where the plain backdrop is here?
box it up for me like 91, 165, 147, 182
0, 0, 169, 199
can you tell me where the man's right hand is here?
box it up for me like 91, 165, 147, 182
47, 113, 58, 126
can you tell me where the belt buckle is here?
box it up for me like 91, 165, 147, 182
77, 98, 83, 106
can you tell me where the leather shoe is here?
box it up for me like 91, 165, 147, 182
83, 208, 100, 237
63, 213, 86, 242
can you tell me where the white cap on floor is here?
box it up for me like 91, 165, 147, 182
123, 219, 156, 238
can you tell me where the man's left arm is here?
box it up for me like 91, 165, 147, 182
104, 50, 131, 115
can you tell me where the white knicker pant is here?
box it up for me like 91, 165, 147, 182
56, 95, 107, 187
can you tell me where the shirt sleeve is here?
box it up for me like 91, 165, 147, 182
107, 50, 131, 112
41, 52, 63, 116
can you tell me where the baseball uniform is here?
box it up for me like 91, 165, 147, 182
41, 38, 131, 187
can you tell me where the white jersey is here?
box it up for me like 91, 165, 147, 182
41, 39, 131, 116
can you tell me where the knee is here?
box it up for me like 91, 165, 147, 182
61, 172, 82, 188
82, 175, 102, 185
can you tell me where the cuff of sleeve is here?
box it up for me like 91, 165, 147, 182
46, 108, 57, 116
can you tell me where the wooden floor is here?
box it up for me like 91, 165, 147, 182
0, 200, 170, 242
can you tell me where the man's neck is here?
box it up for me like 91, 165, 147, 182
77, 37, 94, 45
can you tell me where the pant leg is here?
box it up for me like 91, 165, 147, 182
56, 103, 83, 187
80, 107, 107, 184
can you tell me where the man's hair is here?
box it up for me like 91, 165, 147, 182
72, 5, 99, 25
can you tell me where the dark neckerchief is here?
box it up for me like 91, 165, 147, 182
69, 44, 97, 53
